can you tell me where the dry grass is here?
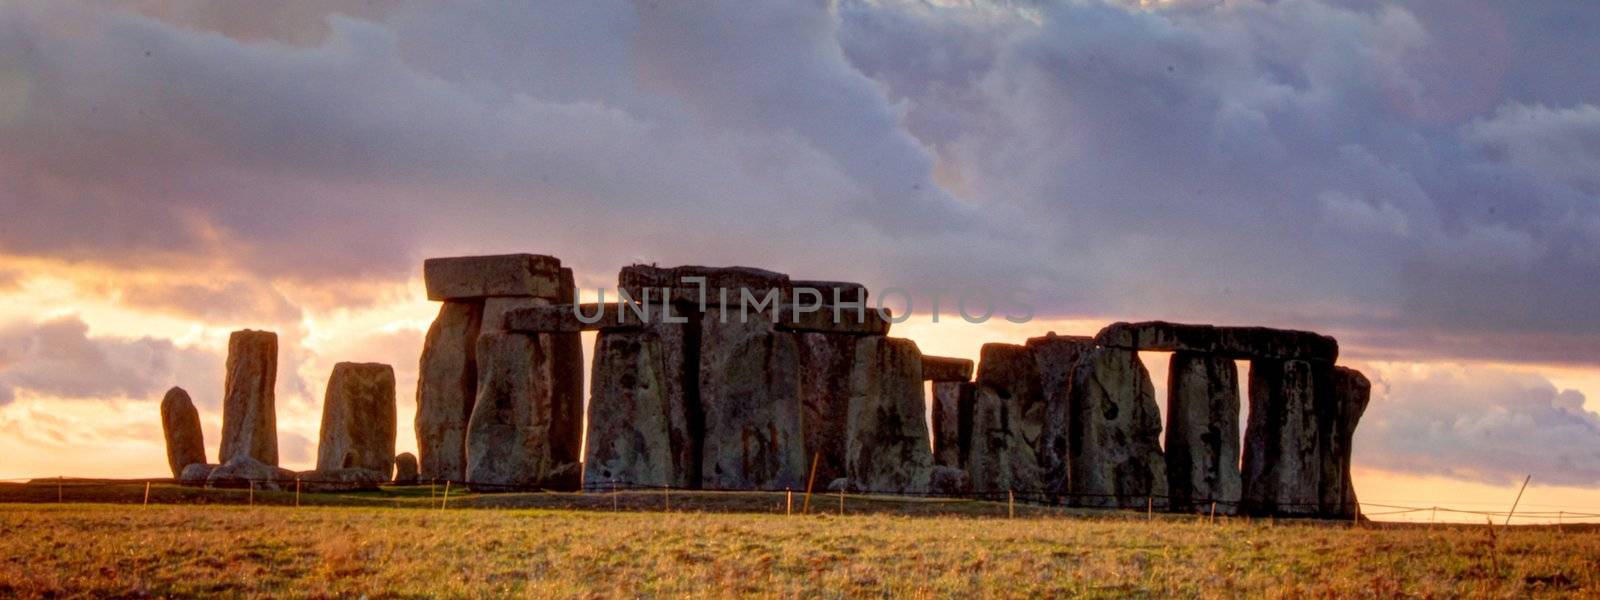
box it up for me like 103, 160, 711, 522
2, 501, 1597, 598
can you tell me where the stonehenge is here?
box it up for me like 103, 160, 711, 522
154, 254, 1374, 520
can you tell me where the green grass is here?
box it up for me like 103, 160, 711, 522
2, 494, 1597, 598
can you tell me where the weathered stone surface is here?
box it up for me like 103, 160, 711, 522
929, 466, 971, 496
1165, 352, 1242, 514
423, 254, 563, 301
776, 305, 892, 336
698, 305, 806, 490
966, 344, 1044, 497
1241, 359, 1321, 516
790, 280, 867, 304
827, 477, 848, 492
584, 303, 698, 490
503, 302, 654, 333
466, 330, 581, 491
796, 331, 857, 485
548, 268, 586, 486
1067, 347, 1167, 509
179, 463, 216, 486
298, 468, 386, 492
392, 452, 419, 485
921, 356, 974, 382
219, 330, 278, 466
316, 362, 397, 474
1026, 334, 1096, 496
207, 455, 295, 490
930, 381, 975, 469
620, 264, 792, 305
415, 301, 483, 481
1318, 366, 1370, 519
845, 337, 932, 494
160, 386, 206, 478
1095, 321, 1338, 362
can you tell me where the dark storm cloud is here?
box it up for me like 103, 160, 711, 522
0, 0, 1597, 367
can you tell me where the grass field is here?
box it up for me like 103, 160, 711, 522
3, 487, 1598, 598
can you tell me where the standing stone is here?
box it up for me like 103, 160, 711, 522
931, 381, 975, 469
548, 268, 587, 484
1164, 352, 1241, 514
415, 301, 483, 481
393, 452, 419, 485
698, 305, 806, 490
1067, 347, 1166, 509
160, 386, 206, 478
218, 330, 278, 466
845, 337, 933, 494
1318, 366, 1370, 519
966, 344, 1045, 498
1241, 359, 1321, 516
796, 330, 857, 484
1026, 334, 1096, 496
466, 330, 580, 490
315, 362, 397, 474
584, 304, 697, 490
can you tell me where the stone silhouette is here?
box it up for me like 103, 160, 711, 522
1025, 334, 1096, 497
415, 300, 483, 481
846, 337, 933, 493
966, 344, 1045, 497
1067, 347, 1166, 509
1241, 359, 1321, 516
160, 386, 206, 478
1164, 352, 1241, 513
316, 362, 397, 474
466, 331, 581, 490
393, 452, 419, 485
218, 330, 278, 466
583, 303, 697, 489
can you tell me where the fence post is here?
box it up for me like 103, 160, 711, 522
57, 477, 63, 503
787, 488, 793, 516
1147, 496, 1153, 520
1503, 474, 1531, 530
143, 481, 151, 506
295, 477, 301, 508
838, 485, 844, 516
802, 452, 820, 515
1209, 501, 1217, 524
441, 481, 451, 511
1008, 490, 1015, 519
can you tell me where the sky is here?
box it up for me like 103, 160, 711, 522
2, 0, 1598, 522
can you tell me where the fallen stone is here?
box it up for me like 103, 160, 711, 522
930, 381, 975, 469
846, 337, 933, 494
698, 304, 807, 490
219, 330, 279, 466
796, 330, 858, 486
1164, 352, 1242, 514
921, 356, 975, 382
207, 455, 296, 490
392, 452, 419, 485
179, 463, 216, 486
582, 304, 698, 490
929, 466, 971, 496
1095, 321, 1338, 362
1241, 359, 1321, 516
1026, 334, 1097, 497
415, 301, 483, 481
827, 477, 848, 492
298, 468, 386, 492
1067, 347, 1167, 509
466, 330, 582, 491
1318, 366, 1370, 519
160, 386, 206, 478
790, 280, 867, 304
316, 362, 397, 474
966, 344, 1044, 496
423, 254, 563, 301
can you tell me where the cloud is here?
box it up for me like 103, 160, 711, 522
1356, 364, 1600, 486
0, 315, 222, 406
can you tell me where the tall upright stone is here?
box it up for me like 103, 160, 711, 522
584, 303, 697, 489
1241, 358, 1321, 516
1026, 334, 1096, 496
698, 304, 806, 490
1067, 347, 1166, 508
966, 344, 1045, 498
1165, 352, 1241, 513
931, 381, 975, 469
846, 337, 933, 494
218, 330, 278, 466
316, 362, 397, 474
796, 330, 858, 484
160, 386, 206, 477
466, 330, 581, 490
1318, 366, 1370, 519
415, 301, 483, 481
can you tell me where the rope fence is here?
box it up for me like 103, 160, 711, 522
3, 476, 1598, 525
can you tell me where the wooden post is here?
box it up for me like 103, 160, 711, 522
802, 452, 821, 514
1146, 496, 1153, 520
57, 477, 63, 503
838, 486, 844, 516
143, 481, 151, 506
1504, 474, 1531, 529
1209, 501, 1217, 524
295, 477, 302, 508
787, 488, 793, 516
441, 481, 451, 511
1008, 490, 1015, 519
